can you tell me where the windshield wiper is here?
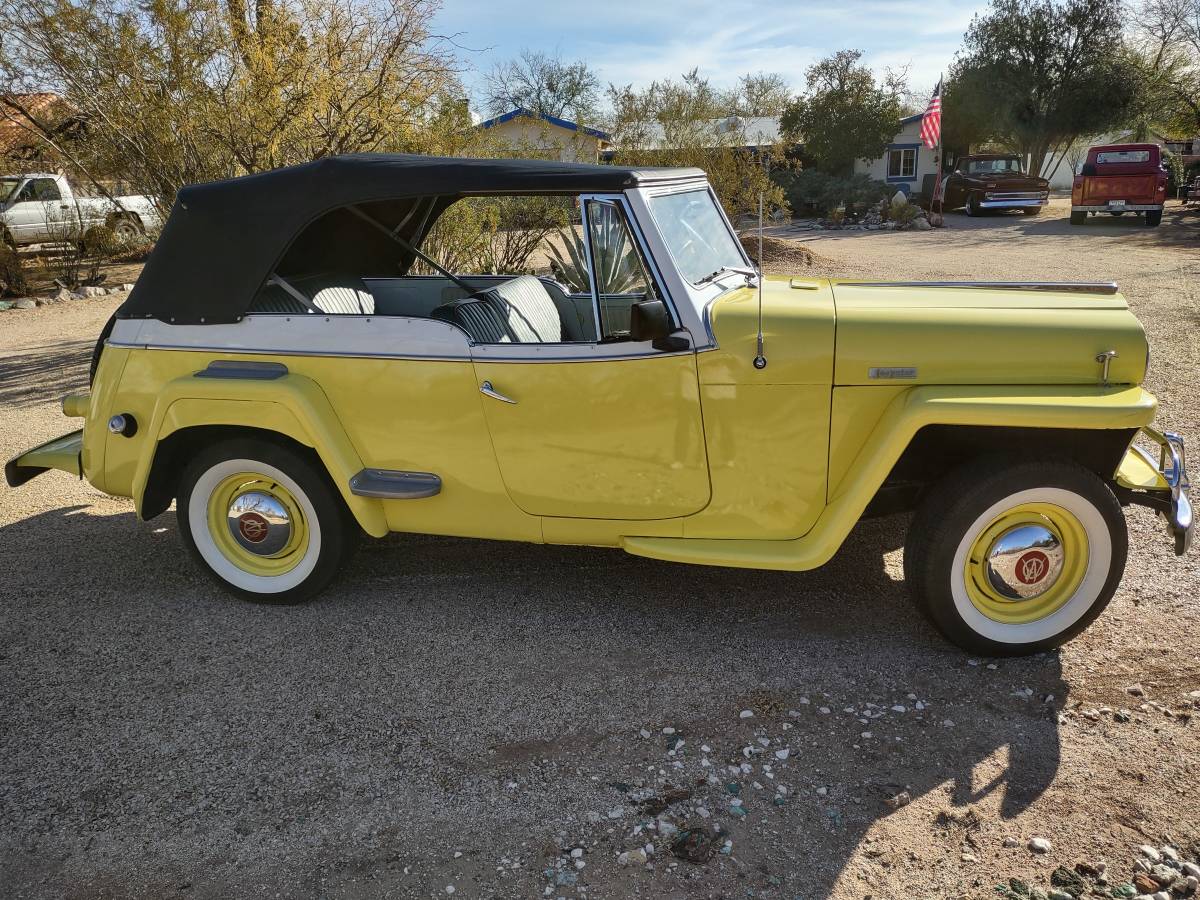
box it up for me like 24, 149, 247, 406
696, 265, 758, 286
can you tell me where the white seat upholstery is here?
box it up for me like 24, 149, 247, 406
433, 275, 563, 343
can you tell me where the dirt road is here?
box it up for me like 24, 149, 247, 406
1, 200, 1197, 899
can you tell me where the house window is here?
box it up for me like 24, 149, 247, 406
887, 147, 917, 179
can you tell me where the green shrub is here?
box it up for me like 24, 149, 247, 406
0, 241, 28, 297
777, 170, 891, 217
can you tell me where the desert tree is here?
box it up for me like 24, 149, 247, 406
0, 0, 463, 207
944, 0, 1139, 177
605, 69, 786, 222
779, 50, 905, 177
482, 49, 601, 123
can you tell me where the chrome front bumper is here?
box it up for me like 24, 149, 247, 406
980, 198, 1048, 208
1116, 428, 1193, 555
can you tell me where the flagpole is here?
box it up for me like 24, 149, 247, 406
932, 73, 944, 227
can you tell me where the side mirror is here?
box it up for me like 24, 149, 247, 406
630, 298, 690, 352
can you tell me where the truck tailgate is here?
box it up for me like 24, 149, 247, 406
1080, 174, 1156, 203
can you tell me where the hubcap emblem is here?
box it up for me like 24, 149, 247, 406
1015, 549, 1051, 585
226, 489, 292, 556
237, 512, 270, 544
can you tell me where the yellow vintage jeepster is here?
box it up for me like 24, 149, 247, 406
6, 155, 1192, 655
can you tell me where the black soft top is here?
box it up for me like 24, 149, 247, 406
118, 154, 705, 325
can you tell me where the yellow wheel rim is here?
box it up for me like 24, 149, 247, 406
963, 502, 1089, 624
205, 472, 309, 577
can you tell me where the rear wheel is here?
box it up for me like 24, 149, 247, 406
1069, 211, 1086, 225
177, 438, 358, 604
1144, 209, 1163, 226
1022, 206, 1042, 216
111, 216, 142, 243
965, 193, 983, 217
904, 457, 1127, 656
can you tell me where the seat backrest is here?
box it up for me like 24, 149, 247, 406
432, 275, 563, 344
295, 274, 375, 315
487, 275, 561, 342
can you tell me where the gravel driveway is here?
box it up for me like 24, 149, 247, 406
1, 200, 1198, 899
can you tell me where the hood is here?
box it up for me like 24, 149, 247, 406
828, 281, 1147, 386
963, 170, 1048, 187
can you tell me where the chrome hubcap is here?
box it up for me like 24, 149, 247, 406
226, 490, 292, 556
984, 524, 1064, 600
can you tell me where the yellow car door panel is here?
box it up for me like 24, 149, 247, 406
472, 352, 711, 520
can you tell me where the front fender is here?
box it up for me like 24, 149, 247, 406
131, 372, 388, 537
625, 385, 1158, 571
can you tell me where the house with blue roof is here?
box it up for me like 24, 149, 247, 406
478, 108, 612, 163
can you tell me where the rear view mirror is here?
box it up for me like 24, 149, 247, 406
630, 299, 689, 352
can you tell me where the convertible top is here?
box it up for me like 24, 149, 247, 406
117, 154, 706, 325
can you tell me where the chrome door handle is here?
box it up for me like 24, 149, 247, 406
479, 380, 517, 404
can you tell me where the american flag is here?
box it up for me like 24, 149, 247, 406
920, 81, 942, 150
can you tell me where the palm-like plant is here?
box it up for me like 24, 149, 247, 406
544, 211, 648, 295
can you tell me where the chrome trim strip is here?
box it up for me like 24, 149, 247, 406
194, 360, 288, 380
979, 199, 1047, 208
836, 281, 1120, 294
349, 469, 441, 500
107, 338, 699, 364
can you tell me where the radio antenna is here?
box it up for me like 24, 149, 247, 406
753, 192, 767, 370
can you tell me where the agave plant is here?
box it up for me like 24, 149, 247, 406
544, 209, 649, 295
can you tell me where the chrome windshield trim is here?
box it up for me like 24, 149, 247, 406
837, 281, 1120, 295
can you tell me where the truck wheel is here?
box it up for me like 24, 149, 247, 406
177, 438, 359, 604
1144, 209, 1162, 226
1021, 206, 1042, 216
110, 216, 143, 244
904, 457, 1127, 656
965, 193, 983, 217
1069, 211, 1086, 225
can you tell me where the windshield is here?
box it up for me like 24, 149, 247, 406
648, 189, 746, 285
964, 158, 1023, 175
0, 177, 21, 203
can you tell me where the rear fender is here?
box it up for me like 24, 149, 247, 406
131, 372, 387, 537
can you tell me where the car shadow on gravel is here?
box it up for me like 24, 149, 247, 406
0, 505, 1070, 898
0, 340, 91, 408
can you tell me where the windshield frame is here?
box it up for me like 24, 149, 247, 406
627, 180, 752, 349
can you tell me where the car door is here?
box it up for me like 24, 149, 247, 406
23, 177, 71, 243
471, 198, 710, 521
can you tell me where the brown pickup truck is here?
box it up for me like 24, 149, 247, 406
941, 154, 1050, 216
1071, 143, 1167, 226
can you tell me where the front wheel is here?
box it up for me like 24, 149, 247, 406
177, 438, 359, 604
904, 457, 1127, 656
965, 193, 983, 217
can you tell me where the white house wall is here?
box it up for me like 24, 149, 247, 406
854, 117, 940, 198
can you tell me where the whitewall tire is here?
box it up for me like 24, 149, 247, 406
905, 458, 1127, 655
176, 438, 358, 604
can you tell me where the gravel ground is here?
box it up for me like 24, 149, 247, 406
1, 199, 1198, 899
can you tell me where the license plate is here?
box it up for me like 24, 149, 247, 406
1108, 199, 1126, 208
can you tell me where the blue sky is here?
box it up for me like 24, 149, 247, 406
435, 0, 992, 109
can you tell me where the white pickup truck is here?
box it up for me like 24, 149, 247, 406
0, 172, 161, 247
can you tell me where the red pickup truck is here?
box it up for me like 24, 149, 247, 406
1070, 143, 1167, 226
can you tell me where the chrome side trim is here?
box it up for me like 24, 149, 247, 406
195, 360, 288, 380
837, 281, 1120, 294
349, 469, 441, 500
